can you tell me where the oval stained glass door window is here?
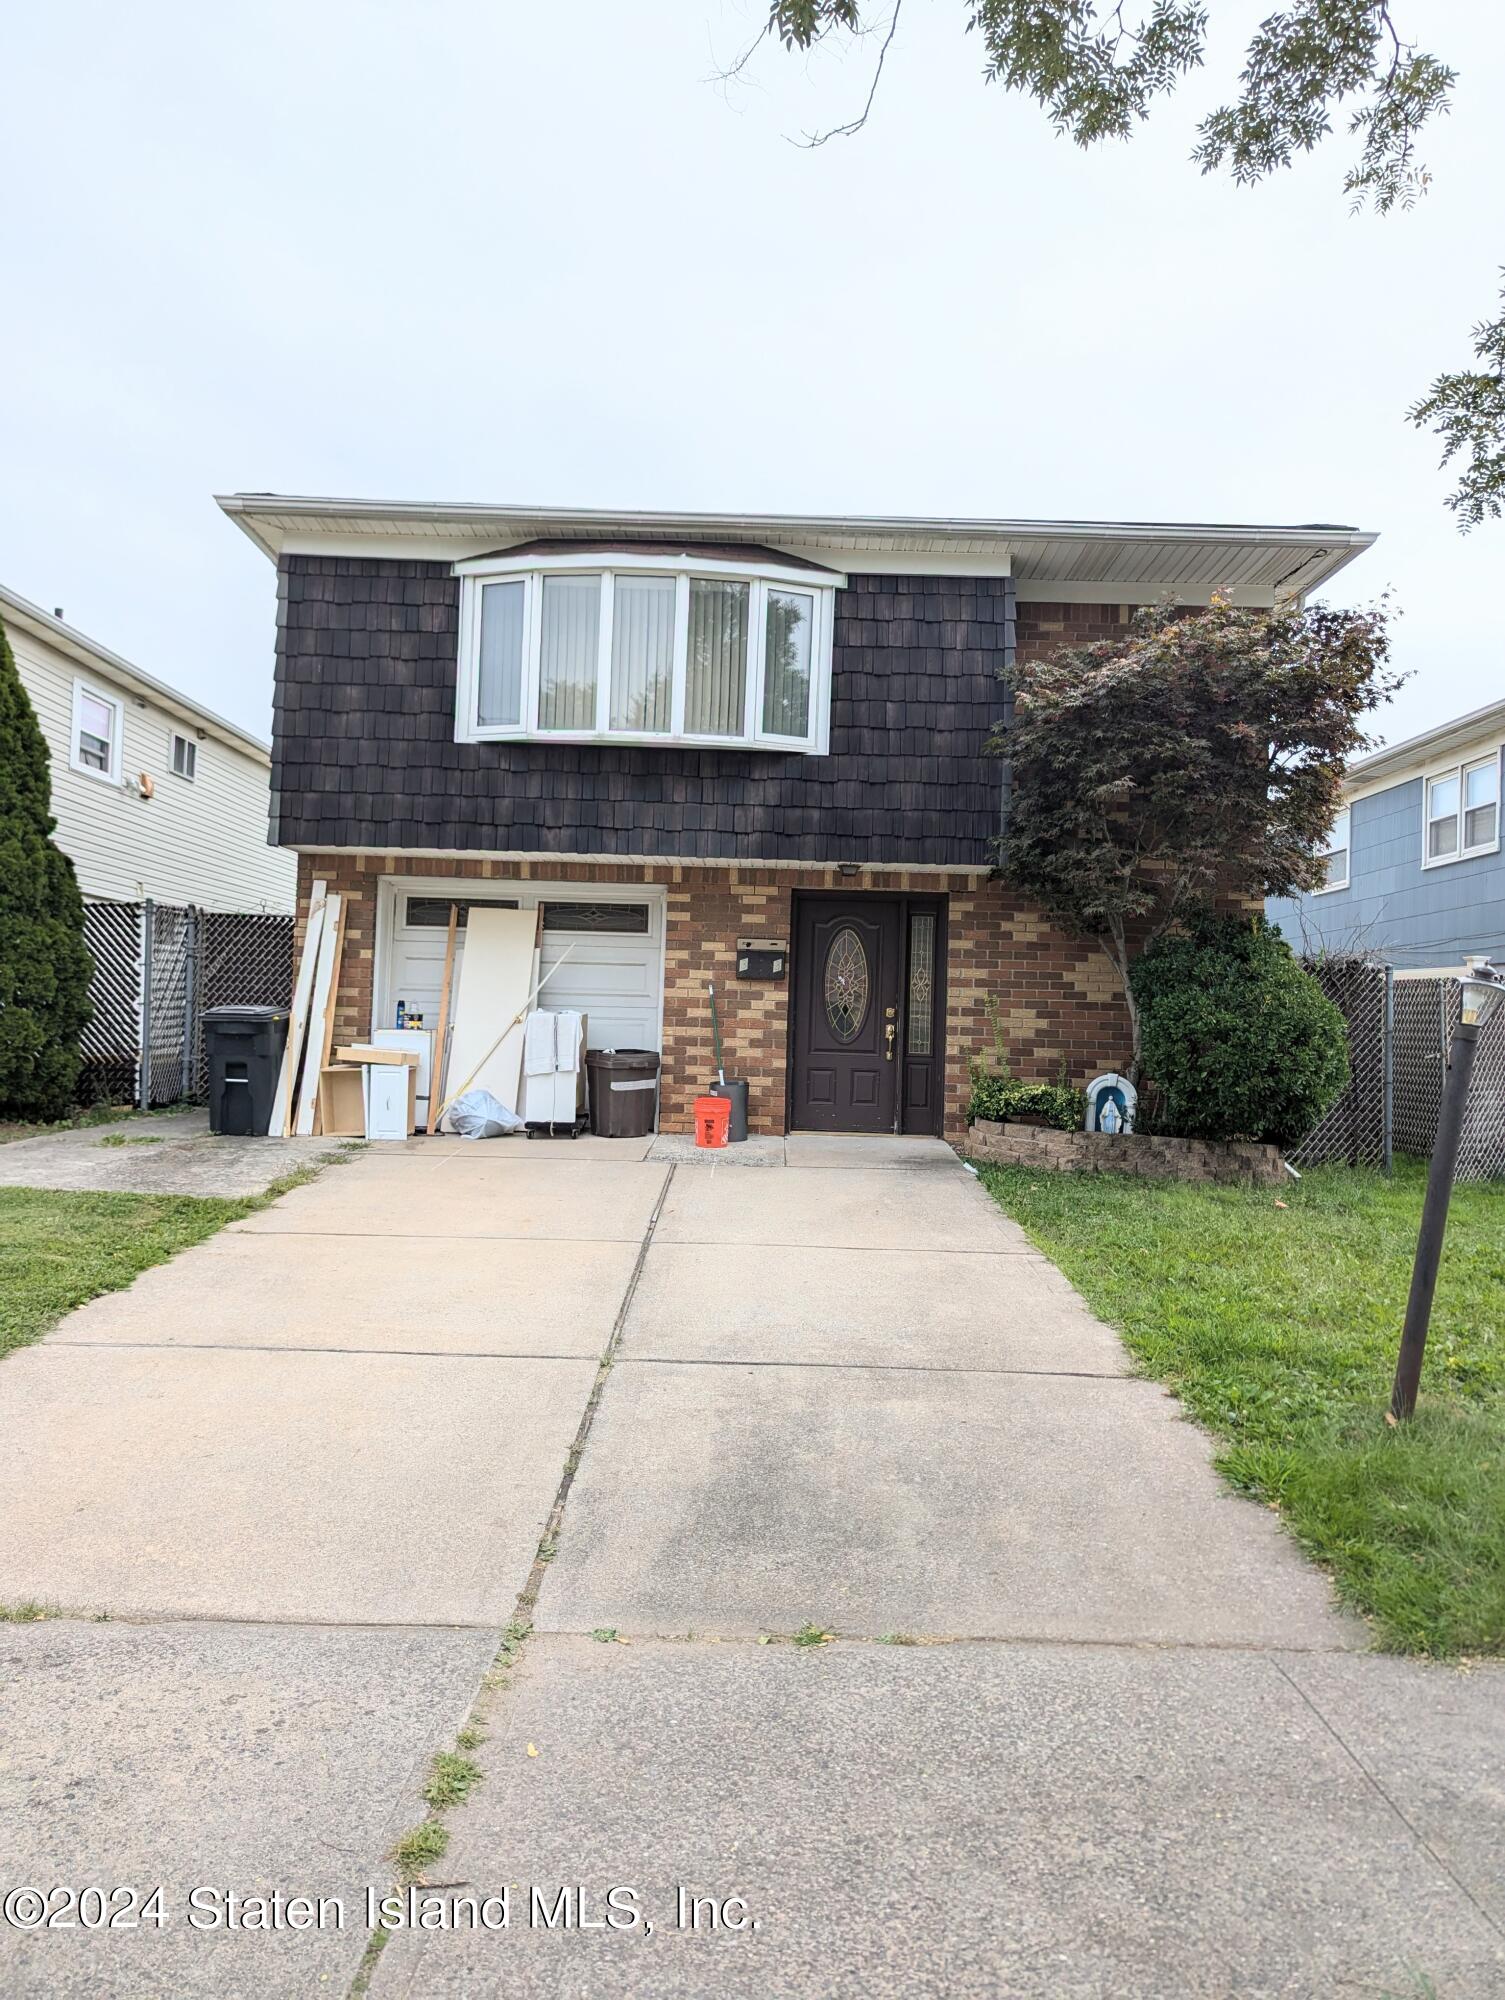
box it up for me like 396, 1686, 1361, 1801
824, 927, 870, 1042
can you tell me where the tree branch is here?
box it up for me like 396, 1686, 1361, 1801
797, 0, 904, 147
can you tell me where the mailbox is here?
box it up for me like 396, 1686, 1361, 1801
736, 936, 787, 981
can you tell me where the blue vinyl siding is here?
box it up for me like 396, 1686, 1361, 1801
1268, 760, 1505, 969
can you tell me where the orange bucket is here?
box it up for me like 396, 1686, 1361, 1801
694, 1095, 731, 1149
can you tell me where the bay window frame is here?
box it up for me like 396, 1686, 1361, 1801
454, 551, 838, 753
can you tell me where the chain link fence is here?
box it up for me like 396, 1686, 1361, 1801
79, 900, 294, 1110
1291, 956, 1505, 1180
1287, 958, 1392, 1172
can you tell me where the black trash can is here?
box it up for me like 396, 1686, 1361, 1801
202, 1005, 290, 1137
586, 1048, 661, 1139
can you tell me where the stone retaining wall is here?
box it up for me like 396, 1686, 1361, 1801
967, 1120, 1287, 1187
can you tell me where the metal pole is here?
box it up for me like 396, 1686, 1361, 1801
137, 900, 154, 1113
1382, 963, 1394, 1178
1390, 1017, 1479, 1421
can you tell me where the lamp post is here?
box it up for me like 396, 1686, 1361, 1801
1391, 957, 1505, 1421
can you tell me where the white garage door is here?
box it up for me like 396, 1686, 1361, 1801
381, 884, 664, 1059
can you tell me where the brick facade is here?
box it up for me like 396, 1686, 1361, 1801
296, 852, 1133, 1141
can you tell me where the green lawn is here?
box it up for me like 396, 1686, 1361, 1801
0, 1185, 264, 1359
976, 1158, 1505, 1658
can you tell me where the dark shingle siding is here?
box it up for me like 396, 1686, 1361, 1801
270, 557, 1012, 864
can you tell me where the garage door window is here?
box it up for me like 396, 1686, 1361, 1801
541, 902, 650, 933
404, 897, 518, 929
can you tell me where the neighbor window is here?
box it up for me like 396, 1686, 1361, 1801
454, 552, 839, 752
171, 733, 197, 780
1316, 806, 1350, 891
1425, 754, 1500, 865
70, 680, 121, 782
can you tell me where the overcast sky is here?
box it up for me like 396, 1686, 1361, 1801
4, 1, 1500, 748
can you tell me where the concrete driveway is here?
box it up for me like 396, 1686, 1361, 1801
1, 1138, 1501, 1998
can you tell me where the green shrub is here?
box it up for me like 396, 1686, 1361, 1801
1130, 916, 1348, 1147
0, 617, 93, 1120
968, 1069, 1085, 1132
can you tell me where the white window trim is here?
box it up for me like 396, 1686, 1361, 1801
453, 551, 841, 754
1312, 806, 1351, 894
69, 678, 123, 785
1421, 747, 1502, 871
170, 731, 197, 781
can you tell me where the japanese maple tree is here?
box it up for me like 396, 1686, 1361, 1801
990, 595, 1400, 1072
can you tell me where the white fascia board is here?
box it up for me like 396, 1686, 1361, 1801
0, 585, 271, 761
216, 494, 1375, 592
216, 491, 1373, 548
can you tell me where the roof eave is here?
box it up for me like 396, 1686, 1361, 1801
0, 585, 271, 761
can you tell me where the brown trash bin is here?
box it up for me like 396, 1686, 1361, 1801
585, 1048, 661, 1138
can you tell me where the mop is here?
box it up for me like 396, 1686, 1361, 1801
708, 979, 725, 1086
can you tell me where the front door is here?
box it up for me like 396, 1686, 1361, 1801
790, 897, 903, 1132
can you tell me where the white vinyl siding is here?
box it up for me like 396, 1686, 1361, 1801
11, 626, 295, 911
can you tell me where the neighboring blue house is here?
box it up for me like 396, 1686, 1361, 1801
1268, 697, 1505, 973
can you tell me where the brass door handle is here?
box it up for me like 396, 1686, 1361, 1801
885, 1022, 896, 1061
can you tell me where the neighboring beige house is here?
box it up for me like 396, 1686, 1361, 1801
2, 584, 294, 913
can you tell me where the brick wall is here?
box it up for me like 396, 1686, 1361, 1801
295, 853, 1133, 1139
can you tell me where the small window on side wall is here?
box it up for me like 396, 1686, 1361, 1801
1318, 806, 1350, 891
1425, 754, 1500, 866
171, 733, 197, 781
70, 681, 121, 783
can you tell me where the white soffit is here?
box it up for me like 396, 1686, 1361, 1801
216, 495, 1376, 601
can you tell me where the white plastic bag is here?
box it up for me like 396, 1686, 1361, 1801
446, 1089, 525, 1140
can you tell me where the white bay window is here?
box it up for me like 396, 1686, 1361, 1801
455, 552, 839, 751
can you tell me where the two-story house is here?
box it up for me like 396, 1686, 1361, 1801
3, 584, 295, 913
220, 495, 1375, 1138
1268, 697, 1504, 975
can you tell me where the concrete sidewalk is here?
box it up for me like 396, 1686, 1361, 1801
1, 1138, 1501, 1998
